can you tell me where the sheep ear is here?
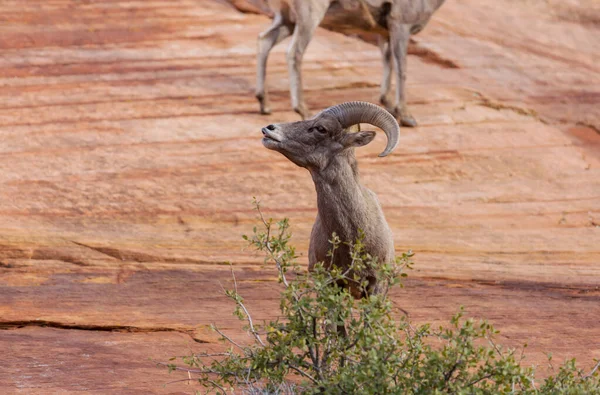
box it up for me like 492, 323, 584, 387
344, 123, 361, 133
343, 131, 376, 148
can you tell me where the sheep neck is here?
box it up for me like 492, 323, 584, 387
309, 150, 370, 241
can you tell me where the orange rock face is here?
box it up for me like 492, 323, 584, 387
1, 0, 599, 392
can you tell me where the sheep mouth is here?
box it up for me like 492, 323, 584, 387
262, 136, 281, 151
261, 128, 281, 146
262, 135, 280, 142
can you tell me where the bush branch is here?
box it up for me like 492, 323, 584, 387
228, 265, 266, 347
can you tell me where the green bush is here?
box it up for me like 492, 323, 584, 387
163, 200, 600, 394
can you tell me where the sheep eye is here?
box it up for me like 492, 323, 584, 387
315, 125, 326, 133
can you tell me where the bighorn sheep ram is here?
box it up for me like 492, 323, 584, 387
256, 0, 447, 127
261, 101, 399, 298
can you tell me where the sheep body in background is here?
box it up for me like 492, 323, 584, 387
256, 0, 447, 127
261, 101, 400, 297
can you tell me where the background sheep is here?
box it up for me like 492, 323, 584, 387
256, 0, 447, 127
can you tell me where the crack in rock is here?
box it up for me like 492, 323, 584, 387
70, 240, 217, 265
71, 241, 124, 261
408, 40, 460, 69
0, 320, 210, 344
473, 93, 540, 119
577, 121, 600, 135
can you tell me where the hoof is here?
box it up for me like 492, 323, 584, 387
400, 115, 418, 127
256, 93, 271, 115
393, 105, 418, 127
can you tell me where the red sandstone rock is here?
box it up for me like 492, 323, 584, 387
0, 0, 598, 392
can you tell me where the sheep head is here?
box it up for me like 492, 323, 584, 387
261, 101, 400, 170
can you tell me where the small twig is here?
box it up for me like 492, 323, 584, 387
380, 334, 398, 364
313, 316, 320, 372
328, 235, 339, 270
306, 341, 319, 378
344, 337, 360, 351
156, 362, 210, 374
289, 365, 318, 384
164, 378, 197, 386
584, 360, 600, 379
229, 265, 266, 347
487, 337, 504, 357
396, 305, 411, 318
255, 204, 292, 288
375, 321, 397, 342
321, 263, 356, 289
191, 352, 232, 358
214, 326, 246, 352
273, 253, 290, 288
321, 336, 333, 371
518, 344, 527, 363
466, 373, 495, 387
245, 360, 253, 387
443, 359, 462, 383
206, 378, 227, 393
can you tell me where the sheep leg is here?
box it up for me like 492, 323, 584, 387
286, 2, 328, 120
256, 14, 292, 115
378, 36, 394, 113
390, 23, 417, 127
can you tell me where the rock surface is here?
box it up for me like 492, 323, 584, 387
1, 0, 599, 393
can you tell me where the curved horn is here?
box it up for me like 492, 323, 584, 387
321, 101, 400, 157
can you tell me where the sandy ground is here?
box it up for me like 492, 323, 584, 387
0, 0, 599, 393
